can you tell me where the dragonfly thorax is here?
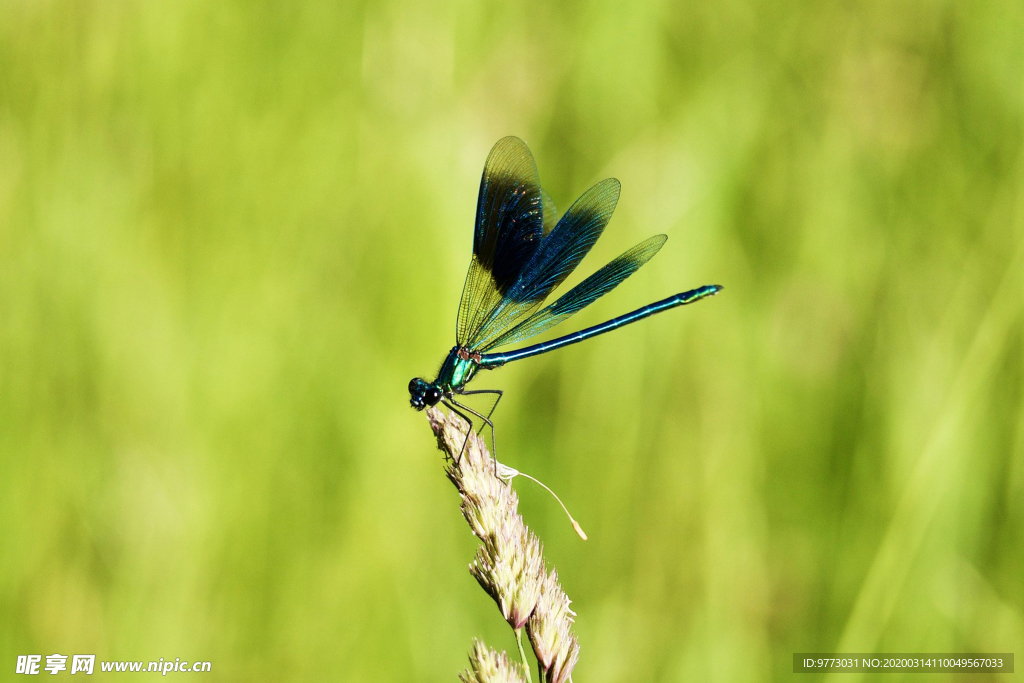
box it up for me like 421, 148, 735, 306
436, 346, 481, 392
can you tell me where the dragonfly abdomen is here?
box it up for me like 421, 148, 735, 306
480, 284, 722, 366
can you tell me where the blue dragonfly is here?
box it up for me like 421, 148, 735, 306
409, 136, 721, 464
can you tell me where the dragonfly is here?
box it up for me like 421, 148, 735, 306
409, 136, 721, 464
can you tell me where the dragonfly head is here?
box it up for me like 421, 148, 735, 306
408, 378, 442, 411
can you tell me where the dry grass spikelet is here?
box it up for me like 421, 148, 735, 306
427, 407, 580, 683
458, 639, 528, 683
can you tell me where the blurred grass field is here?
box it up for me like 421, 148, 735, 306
1, 1, 1022, 681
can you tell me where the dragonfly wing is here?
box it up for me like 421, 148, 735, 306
467, 178, 621, 349
541, 189, 559, 233
456, 137, 545, 347
481, 234, 667, 350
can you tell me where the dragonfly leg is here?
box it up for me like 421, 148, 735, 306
448, 395, 500, 478
457, 389, 503, 434
441, 398, 475, 465
458, 389, 503, 476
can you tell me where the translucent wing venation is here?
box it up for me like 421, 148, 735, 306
466, 178, 621, 349
456, 137, 544, 346
541, 189, 559, 234
480, 234, 667, 350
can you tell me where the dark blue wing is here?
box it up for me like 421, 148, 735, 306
466, 178, 620, 350
480, 234, 667, 350
456, 137, 545, 347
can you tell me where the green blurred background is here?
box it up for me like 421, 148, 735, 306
1, 1, 1022, 680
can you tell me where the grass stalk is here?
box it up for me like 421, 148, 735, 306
428, 407, 579, 683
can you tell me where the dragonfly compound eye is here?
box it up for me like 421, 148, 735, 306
408, 378, 430, 410
425, 386, 442, 406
